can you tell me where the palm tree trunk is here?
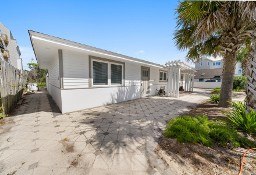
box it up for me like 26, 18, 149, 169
246, 35, 256, 110
219, 53, 237, 107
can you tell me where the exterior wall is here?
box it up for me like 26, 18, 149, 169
46, 55, 62, 110
57, 49, 167, 113
48, 84, 62, 110
0, 23, 22, 70
63, 51, 89, 89
150, 67, 167, 95
195, 59, 223, 70
61, 86, 140, 113
48, 55, 60, 88
194, 82, 221, 89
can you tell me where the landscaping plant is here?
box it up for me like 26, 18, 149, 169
210, 94, 220, 104
227, 102, 256, 134
164, 115, 256, 148
233, 76, 247, 91
211, 88, 221, 94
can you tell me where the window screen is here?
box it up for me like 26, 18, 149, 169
93, 61, 108, 85
111, 64, 122, 84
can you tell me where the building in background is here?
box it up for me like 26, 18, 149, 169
0, 22, 23, 70
194, 56, 242, 82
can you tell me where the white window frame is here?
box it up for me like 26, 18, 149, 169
91, 59, 124, 87
159, 70, 167, 81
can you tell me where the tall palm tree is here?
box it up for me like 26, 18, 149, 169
175, 1, 256, 107
246, 34, 256, 110
236, 43, 250, 76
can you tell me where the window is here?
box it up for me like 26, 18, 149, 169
159, 71, 167, 81
216, 62, 221, 66
93, 61, 108, 85
200, 62, 203, 66
199, 78, 204, 82
111, 64, 122, 84
213, 62, 216, 66
208, 62, 210, 66
92, 59, 123, 86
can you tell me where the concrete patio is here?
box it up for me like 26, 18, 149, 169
0, 89, 210, 175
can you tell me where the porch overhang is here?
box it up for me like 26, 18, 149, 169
165, 60, 195, 98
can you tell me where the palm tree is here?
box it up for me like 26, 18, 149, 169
246, 34, 256, 110
236, 43, 250, 76
175, 1, 256, 107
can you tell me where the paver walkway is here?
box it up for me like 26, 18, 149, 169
0, 89, 210, 175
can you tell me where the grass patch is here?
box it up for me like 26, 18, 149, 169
210, 94, 220, 104
164, 115, 256, 148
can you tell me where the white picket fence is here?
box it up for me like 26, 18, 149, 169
0, 57, 27, 115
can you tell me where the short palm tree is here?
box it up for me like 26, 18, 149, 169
175, 1, 256, 107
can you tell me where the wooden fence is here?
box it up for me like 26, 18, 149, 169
0, 57, 27, 116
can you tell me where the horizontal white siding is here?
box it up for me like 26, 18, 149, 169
48, 55, 60, 88
63, 51, 89, 89
125, 62, 141, 86
63, 78, 89, 89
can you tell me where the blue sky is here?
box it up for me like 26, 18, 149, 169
1, 0, 189, 70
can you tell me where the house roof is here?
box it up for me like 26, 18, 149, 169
29, 30, 163, 68
194, 68, 223, 79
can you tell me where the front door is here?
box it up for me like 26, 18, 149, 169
141, 67, 150, 97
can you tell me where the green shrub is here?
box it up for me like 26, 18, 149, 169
210, 94, 220, 104
164, 116, 211, 146
208, 122, 240, 148
38, 82, 46, 88
211, 88, 221, 94
233, 76, 247, 90
227, 102, 256, 134
164, 116, 256, 148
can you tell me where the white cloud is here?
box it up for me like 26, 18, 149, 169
19, 46, 35, 70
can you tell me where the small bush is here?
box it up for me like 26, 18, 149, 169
208, 122, 240, 148
233, 76, 247, 90
38, 82, 46, 88
211, 88, 221, 94
164, 116, 211, 146
227, 102, 256, 134
164, 116, 256, 148
210, 94, 220, 104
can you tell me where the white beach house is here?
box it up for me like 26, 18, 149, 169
29, 31, 195, 113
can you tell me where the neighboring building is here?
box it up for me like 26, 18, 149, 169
0, 22, 23, 70
29, 31, 195, 113
194, 56, 242, 82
